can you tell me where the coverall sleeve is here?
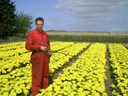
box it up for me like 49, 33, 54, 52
25, 32, 40, 51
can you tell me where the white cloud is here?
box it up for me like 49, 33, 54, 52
55, 0, 128, 20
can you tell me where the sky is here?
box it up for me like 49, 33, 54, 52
13, 0, 128, 32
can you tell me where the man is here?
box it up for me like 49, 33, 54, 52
25, 17, 51, 96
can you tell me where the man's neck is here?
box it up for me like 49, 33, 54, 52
37, 28, 43, 33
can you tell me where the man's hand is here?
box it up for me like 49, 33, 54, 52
40, 46, 48, 51
47, 50, 52, 57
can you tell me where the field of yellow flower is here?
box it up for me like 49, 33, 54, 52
0, 42, 128, 96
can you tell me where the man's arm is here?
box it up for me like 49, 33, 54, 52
25, 32, 40, 51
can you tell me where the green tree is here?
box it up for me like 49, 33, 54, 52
0, 0, 16, 39
15, 12, 33, 37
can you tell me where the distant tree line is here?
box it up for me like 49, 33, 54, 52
0, 0, 33, 39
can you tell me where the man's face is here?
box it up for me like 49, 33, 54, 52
36, 20, 44, 31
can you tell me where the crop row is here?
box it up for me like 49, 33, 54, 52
0, 42, 27, 60
109, 44, 128, 95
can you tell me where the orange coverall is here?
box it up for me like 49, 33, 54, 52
25, 29, 50, 96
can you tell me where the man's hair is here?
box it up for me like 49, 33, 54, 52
35, 17, 44, 24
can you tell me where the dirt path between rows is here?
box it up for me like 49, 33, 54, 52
105, 44, 113, 96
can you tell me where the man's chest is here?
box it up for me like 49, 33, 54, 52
33, 32, 48, 45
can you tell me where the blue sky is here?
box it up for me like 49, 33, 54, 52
13, 0, 128, 32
